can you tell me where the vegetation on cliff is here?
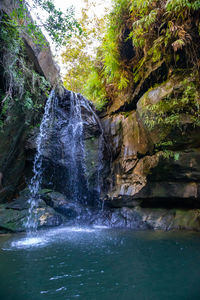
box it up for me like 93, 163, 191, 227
0, 0, 81, 202
0, 0, 82, 129
0, 15, 50, 130
62, 0, 200, 111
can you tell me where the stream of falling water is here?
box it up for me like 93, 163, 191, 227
25, 90, 104, 232
25, 91, 57, 231
62, 92, 87, 203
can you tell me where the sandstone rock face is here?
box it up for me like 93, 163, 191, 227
102, 74, 200, 223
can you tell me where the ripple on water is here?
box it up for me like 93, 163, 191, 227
49, 274, 70, 281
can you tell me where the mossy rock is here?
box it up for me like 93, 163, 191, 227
137, 75, 200, 148
0, 204, 27, 232
172, 209, 200, 231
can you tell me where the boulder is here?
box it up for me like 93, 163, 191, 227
137, 76, 200, 148
0, 190, 65, 233
41, 190, 83, 219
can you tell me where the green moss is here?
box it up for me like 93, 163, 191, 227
173, 210, 200, 231
122, 111, 132, 118
140, 76, 200, 131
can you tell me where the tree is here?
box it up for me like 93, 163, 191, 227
6, 0, 81, 48
62, 0, 106, 93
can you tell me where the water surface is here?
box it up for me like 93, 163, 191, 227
0, 227, 200, 300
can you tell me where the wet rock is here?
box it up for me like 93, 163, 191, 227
37, 207, 63, 228
41, 190, 82, 219
133, 207, 175, 230
108, 207, 149, 229
98, 206, 200, 231
0, 203, 27, 232
0, 189, 66, 232
171, 209, 200, 231
133, 207, 200, 231
90, 207, 148, 229
25, 91, 110, 204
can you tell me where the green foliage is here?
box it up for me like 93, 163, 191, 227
30, 0, 82, 47
101, 0, 131, 90
84, 70, 107, 111
63, 0, 199, 110
90, 0, 200, 100
62, 0, 108, 110
161, 150, 180, 161
0, 17, 51, 129
62, 0, 104, 92
141, 77, 200, 132
129, 0, 200, 84
7, 0, 81, 48
165, 0, 200, 13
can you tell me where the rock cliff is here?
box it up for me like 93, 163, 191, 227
92, 0, 200, 231
0, 0, 60, 205
101, 66, 200, 231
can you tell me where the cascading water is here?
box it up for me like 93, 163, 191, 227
26, 89, 106, 231
25, 90, 57, 231
61, 92, 87, 203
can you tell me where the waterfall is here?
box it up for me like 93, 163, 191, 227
25, 91, 57, 231
60, 92, 87, 203
25, 89, 105, 231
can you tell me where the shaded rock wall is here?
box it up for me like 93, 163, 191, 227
0, 2, 59, 203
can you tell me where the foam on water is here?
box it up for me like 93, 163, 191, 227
47, 227, 96, 235
10, 236, 47, 249
4, 226, 108, 250
93, 225, 109, 229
